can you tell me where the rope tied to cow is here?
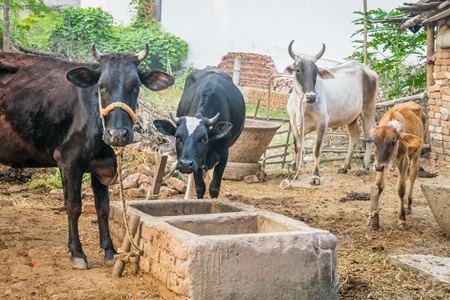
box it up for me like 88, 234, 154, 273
280, 82, 305, 190
113, 147, 143, 261
97, 87, 138, 140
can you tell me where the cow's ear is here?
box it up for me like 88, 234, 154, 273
153, 120, 177, 136
399, 132, 423, 148
211, 122, 233, 140
317, 68, 335, 79
66, 67, 100, 88
140, 70, 174, 91
284, 64, 294, 74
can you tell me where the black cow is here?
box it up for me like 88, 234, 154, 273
0, 45, 174, 269
153, 69, 245, 199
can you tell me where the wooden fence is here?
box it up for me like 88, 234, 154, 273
256, 91, 430, 171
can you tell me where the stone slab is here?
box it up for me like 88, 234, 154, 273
390, 254, 450, 286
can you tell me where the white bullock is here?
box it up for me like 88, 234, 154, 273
286, 40, 378, 185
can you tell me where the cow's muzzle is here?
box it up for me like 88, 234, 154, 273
178, 159, 195, 174
305, 92, 317, 103
105, 127, 131, 146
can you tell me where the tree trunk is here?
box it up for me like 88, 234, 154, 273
3, 0, 10, 52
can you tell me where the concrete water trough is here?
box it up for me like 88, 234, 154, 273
109, 199, 339, 300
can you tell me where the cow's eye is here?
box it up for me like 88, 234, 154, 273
175, 135, 182, 143
99, 86, 108, 94
391, 141, 396, 147
295, 68, 301, 73
133, 86, 139, 94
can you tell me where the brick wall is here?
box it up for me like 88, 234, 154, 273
428, 27, 450, 163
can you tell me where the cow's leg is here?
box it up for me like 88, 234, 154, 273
91, 174, 117, 266
60, 166, 90, 269
406, 154, 420, 215
358, 98, 376, 176
290, 115, 304, 176
193, 168, 206, 199
209, 158, 227, 198
184, 174, 194, 199
396, 157, 410, 231
310, 123, 326, 185
339, 119, 359, 174
370, 171, 385, 230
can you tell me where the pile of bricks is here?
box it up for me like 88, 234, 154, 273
213, 52, 292, 110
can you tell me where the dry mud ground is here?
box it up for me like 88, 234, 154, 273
1, 158, 450, 300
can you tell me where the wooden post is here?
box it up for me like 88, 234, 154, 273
363, 0, 368, 65
3, 0, 10, 52
427, 24, 435, 88
112, 214, 141, 278
149, 155, 168, 199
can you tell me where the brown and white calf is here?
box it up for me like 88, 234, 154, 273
369, 101, 426, 231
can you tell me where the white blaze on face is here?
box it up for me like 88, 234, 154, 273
185, 117, 201, 136
388, 119, 403, 132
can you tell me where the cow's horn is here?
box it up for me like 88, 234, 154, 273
208, 113, 220, 125
288, 40, 297, 60
169, 112, 179, 124
91, 44, 103, 62
137, 44, 150, 62
315, 43, 326, 60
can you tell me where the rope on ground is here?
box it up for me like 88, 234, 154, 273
113, 147, 143, 261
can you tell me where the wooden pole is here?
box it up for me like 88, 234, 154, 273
363, 0, 368, 65
3, 0, 10, 52
148, 155, 167, 199
112, 214, 141, 278
427, 24, 435, 88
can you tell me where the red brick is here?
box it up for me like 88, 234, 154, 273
435, 58, 450, 65
428, 92, 441, 99
429, 118, 441, 126
82, 203, 96, 214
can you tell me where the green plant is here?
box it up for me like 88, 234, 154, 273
27, 168, 62, 192
27, 168, 90, 192
0, 0, 50, 48
4, 3, 188, 72
350, 9, 427, 99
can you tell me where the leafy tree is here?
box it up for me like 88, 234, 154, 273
350, 9, 427, 100
0, 0, 50, 48
2, 3, 188, 72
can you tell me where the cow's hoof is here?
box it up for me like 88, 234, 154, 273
371, 224, 379, 230
355, 170, 367, 177
309, 177, 321, 185
398, 223, 407, 231
337, 168, 347, 174
71, 257, 90, 270
405, 208, 412, 215
104, 257, 115, 267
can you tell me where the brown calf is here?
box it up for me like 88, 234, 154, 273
369, 101, 426, 231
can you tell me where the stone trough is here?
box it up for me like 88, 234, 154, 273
109, 199, 339, 300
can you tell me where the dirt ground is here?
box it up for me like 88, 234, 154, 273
1, 158, 450, 300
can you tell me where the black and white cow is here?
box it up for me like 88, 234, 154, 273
0, 45, 174, 269
154, 68, 246, 199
